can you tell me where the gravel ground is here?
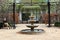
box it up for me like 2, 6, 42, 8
0, 24, 60, 40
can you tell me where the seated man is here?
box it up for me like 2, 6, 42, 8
3, 22, 10, 27
3, 18, 11, 29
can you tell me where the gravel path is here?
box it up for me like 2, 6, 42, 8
0, 24, 60, 40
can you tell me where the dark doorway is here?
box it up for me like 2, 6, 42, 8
22, 13, 30, 21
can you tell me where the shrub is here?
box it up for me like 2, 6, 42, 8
54, 22, 60, 27
0, 22, 3, 29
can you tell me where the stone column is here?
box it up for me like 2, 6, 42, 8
19, 11, 22, 23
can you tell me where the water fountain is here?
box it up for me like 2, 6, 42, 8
20, 15, 45, 34
27, 15, 38, 31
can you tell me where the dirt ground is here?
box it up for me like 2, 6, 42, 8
0, 24, 60, 40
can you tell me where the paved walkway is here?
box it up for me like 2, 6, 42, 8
0, 24, 60, 40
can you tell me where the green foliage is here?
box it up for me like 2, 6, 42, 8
8, 0, 13, 3
16, 4, 24, 13
0, 0, 9, 13
0, 22, 3, 29
54, 22, 60, 27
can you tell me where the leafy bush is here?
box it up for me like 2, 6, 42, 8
0, 22, 3, 29
54, 22, 60, 27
